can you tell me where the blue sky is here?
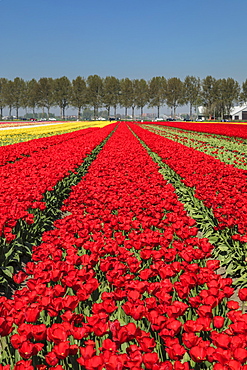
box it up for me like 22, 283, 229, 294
1, 0, 246, 85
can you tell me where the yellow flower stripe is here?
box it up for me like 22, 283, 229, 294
0, 121, 114, 146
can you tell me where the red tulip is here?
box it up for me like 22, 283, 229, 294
189, 345, 207, 362
238, 288, 247, 301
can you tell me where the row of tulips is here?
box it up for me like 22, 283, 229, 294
0, 126, 116, 292
154, 124, 247, 155
0, 121, 107, 147
130, 126, 246, 285
0, 127, 99, 166
130, 123, 247, 242
0, 124, 116, 243
1, 123, 247, 369
144, 125, 247, 170
155, 122, 247, 140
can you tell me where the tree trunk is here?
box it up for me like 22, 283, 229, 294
94, 106, 97, 120
114, 105, 117, 118
125, 107, 127, 118
173, 105, 176, 119
78, 107, 81, 120
132, 106, 135, 120
9, 106, 12, 117
190, 103, 192, 119
227, 106, 231, 118
63, 107, 65, 120
0, 107, 2, 119
157, 106, 160, 118
47, 107, 50, 119
107, 106, 110, 119
141, 106, 143, 117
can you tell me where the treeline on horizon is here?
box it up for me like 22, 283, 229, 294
0, 75, 247, 120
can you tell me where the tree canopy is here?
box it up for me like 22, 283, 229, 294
0, 74, 245, 120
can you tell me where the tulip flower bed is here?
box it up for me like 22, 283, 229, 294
0, 124, 116, 239
0, 121, 110, 147
1, 122, 247, 369
0, 127, 100, 166
0, 124, 117, 290
155, 121, 247, 139
130, 124, 247, 242
143, 124, 247, 170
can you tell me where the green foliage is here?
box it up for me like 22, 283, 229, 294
148, 76, 167, 118
71, 76, 88, 120
119, 78, 134, 118
2, 79, 15, 116
240, 78, 247, 104
87, 75, 103, 119
54, 76, 72, 119
0, 74, 245, 120
0, 78, 8, 119
134, 79, 149, 117
12, 77, 26, 119
36, 77, 55, 118
165, 77, 185, 117
201, 76, 218, 117
102, 76, 120, 118
184, 76, 201, 118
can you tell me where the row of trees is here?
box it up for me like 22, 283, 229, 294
0, 75, 247, 120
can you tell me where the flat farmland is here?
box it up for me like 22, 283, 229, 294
1, 120, 247, 370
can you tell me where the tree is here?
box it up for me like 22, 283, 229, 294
21, 81, 29, 117
213, 79, 224, 119
130, 79, 139, 119
119, 78, 133, 118
54, 76, 72, 119
26, 79, 39, 116
183, 76, 201, 119
10, 77, 26, 119
135, 79, 149, 117
0, 78, 8, 119
221, 77, 240, 117
82, 108, 94, 120
87, 75, 103, 119
3, 80, 15, 117
201, 76, 218, 118
36, 78, 55, 119
148, 76, 167, 118
165, 77, 184, 118
102, 76, 120, 119
240, 79, 247, 104
71, 76, 88, 120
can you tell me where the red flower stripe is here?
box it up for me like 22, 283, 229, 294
0, 127, 99, 166
144, 124, 247, 169
130, 123, 247, 241
0, 123, 116, 240
153, 121, 247, 139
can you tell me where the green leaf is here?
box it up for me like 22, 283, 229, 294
0, 266, 14, 278
4, 246, 15, 260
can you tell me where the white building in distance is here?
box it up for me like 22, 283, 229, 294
197, 105, 247, 121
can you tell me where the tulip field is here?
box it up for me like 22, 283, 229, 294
1, 120, 247, 369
